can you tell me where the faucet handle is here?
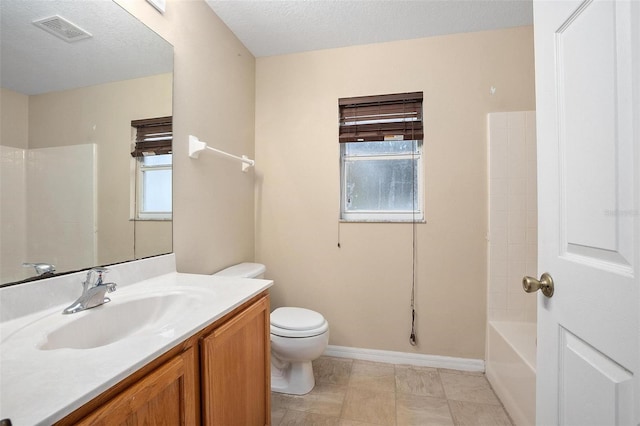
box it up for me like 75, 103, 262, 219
83, 267, 110, 288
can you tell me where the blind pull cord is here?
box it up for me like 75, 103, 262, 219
409, 138, 418, 347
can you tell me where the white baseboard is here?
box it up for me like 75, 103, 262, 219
323, 345, 485, 372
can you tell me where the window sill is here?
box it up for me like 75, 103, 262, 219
339, 218, 426, 224
129, 218, 173, 222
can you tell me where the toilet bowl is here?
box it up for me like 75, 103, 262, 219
270, 307, 329, 395
213, 263, 329, 395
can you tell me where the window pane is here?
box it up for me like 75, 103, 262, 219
142, 169, 172, 212
142, 154, 172, 166
345, 158, 418, 211
345, 140, 418, 156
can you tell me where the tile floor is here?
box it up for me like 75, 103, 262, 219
271, 357, 514, 426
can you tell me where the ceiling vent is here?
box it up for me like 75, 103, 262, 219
33, 15, 92, 43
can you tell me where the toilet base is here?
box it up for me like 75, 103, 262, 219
271, 359, 315, 395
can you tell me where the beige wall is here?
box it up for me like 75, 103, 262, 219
117, 0, 256, 274
255, 27, 536, 359
135, 220, 173, 259
1, 88, 29, 149
28, 74, 172, 265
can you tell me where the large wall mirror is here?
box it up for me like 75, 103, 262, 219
0, 0, 173, 286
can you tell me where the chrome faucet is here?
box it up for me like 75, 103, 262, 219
62, 267, 117, 314
22, 262, 56, 276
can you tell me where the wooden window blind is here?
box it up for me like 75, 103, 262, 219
338, 92, 423, 143
130, 116, 173, 157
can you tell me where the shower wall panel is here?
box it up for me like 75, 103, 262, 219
487, 111, 537, 322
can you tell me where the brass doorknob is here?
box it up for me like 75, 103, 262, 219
522, 272, 554, 298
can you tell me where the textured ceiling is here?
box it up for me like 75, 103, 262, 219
2, 1, 532, 95
205, 0, 534, 58
0, 0, 173, 95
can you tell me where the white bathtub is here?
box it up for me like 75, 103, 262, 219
486, 321, 537, 426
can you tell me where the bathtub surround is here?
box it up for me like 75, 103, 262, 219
0, 89, 28, 281
1, 140, 96, 285
28, 144, 95, 250
485, 111, 537, 426
486, 321, 536, 426
255, 26, 536, 360
487, 111, 537, 323
0, 145, 27, 282
27, 145, 96, 279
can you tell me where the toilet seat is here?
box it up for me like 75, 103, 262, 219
271, 323, 329, 338
271, 307, 328, 338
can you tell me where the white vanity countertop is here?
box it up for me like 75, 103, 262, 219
0, 271, 272, 426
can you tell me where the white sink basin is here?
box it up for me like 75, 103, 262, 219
0, 260, 274, 426
38, 290, 207, 350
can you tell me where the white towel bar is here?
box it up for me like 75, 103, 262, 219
188, 135, 255, 172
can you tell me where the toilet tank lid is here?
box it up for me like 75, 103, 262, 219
214, 262, 265, 278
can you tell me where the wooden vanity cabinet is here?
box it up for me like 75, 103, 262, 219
55, 292, 270, 426
73, 347, 197, 426
201, 295, 270, 425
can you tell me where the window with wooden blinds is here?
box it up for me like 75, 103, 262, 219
338, 92, 423, 143
130, 116, 173, 157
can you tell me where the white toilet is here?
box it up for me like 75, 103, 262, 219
213, 263, 329, 395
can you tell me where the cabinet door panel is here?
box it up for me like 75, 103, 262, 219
75, 348, 196, 426
201, 296, 270, 426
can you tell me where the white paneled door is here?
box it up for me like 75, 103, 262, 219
533, 1, 639, 425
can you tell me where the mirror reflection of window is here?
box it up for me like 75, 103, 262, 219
131, 117, 173, 221
139, 154, 172, 219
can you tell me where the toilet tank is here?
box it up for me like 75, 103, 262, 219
213, 262, 266, 279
